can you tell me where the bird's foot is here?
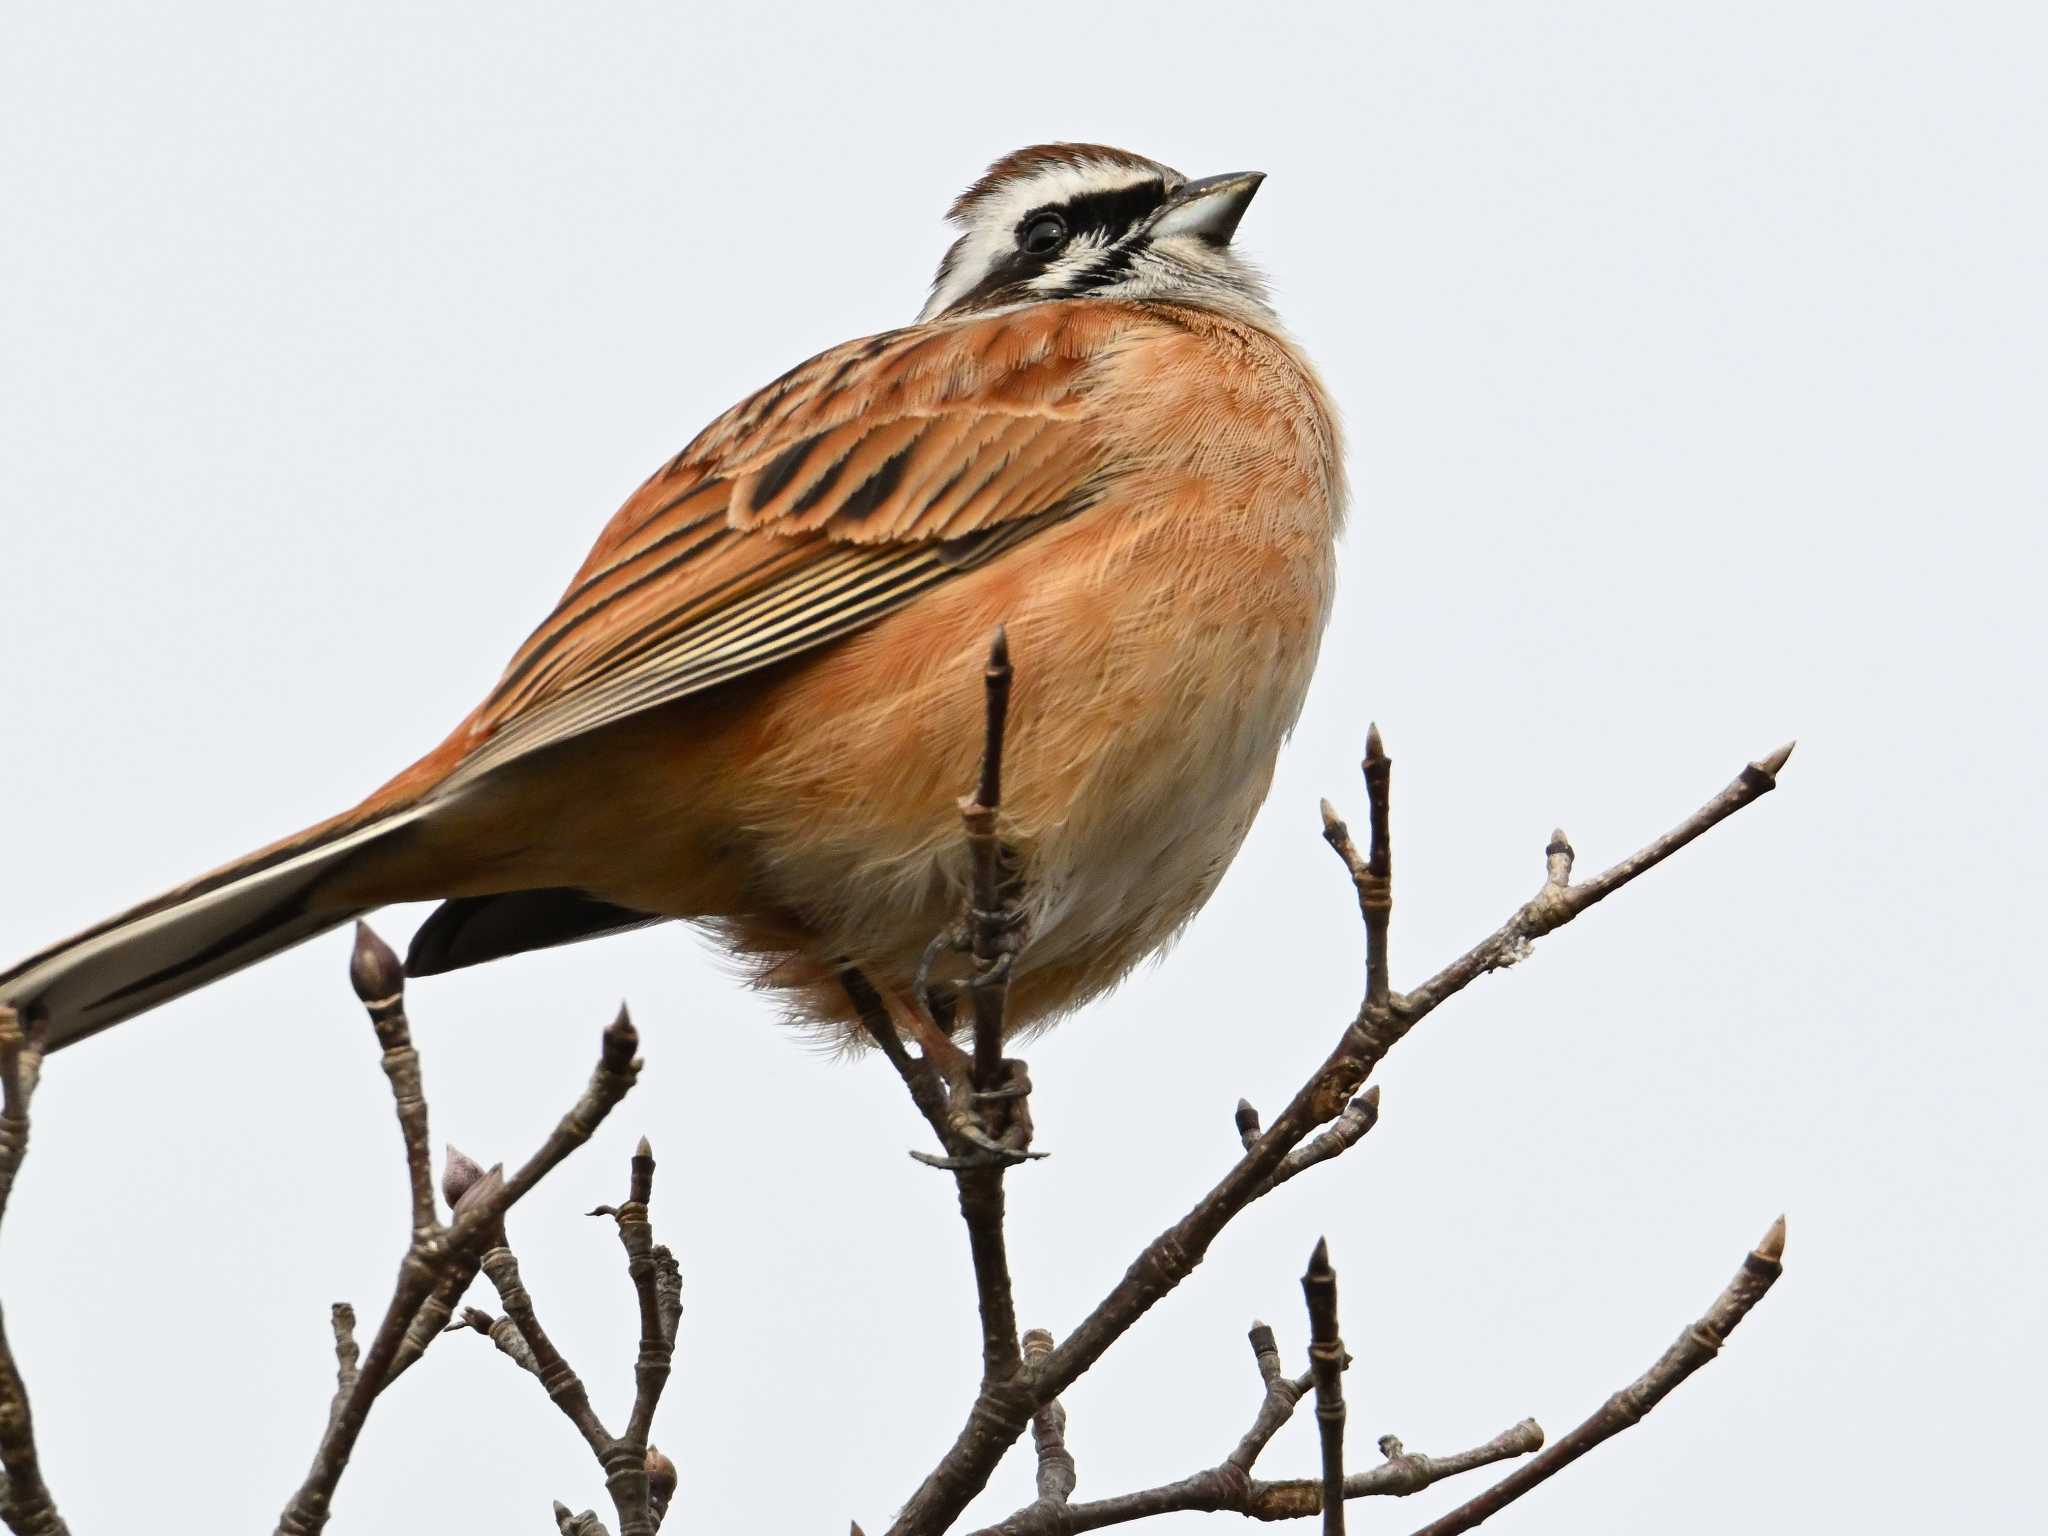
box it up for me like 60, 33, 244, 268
911, 1054, 1045, 1170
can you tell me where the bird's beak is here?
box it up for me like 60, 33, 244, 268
1145, 171, 1266, 247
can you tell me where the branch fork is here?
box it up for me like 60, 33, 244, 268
876, 713, 1794, 1536
273, 928, 644, 1536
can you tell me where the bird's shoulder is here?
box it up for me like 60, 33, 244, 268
573, 300, 1173, 569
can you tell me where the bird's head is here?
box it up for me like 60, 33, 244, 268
918, 143, 1271, 323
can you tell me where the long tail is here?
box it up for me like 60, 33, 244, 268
0, 800, 435, 1052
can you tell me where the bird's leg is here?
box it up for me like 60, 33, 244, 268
910, 839, 1042, 1168
905, 979, 973, 1082
858, 628, 1044, 1167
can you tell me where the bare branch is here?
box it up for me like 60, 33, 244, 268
839, 630, 1059, 1532
1361, 726, 1392, 1004
847, 975, 1029, 1398
322, 1305, 359, 1433
0, 1009, 42, 1229
956, 1167, 1024, 1390
969, 1311, 1542, 1535
1406, 1217, 1788, 1535
1398, 743, 1794, 1018
651, 1246, 683, 1350
1301, 1240, 1347, 1536
446, 1305, 541, 1375
1318, 724, 1392, 1009
478, 1238, 613, 1460
1266, 1089, 1380, 1196
891, 737, 1791, 1536
1022, 1329, 1075, 1509
492, 1007, 643, 1215
0, 1005, 69, 1536
384, 1255, 482, 1387
451, 1137, 682, 1534
965, 624, 1016, 1093
616, 1138, 669, 1447
1228, 1321, 1309, 1471
1247, 1421, 1544, 1519
349, 924, 437, 1235
274, 950, 641, 1536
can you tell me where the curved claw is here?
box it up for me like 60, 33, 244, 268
947, 1108, 1019, 1158
968, 951, 1015, 991
910, 1145, 1049, 1171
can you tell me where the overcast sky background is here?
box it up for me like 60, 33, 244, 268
3, 3, 2042, 1531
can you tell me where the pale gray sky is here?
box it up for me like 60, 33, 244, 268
3, 3, 2041, 1531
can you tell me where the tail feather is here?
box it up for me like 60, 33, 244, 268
0, 804, 432, 1052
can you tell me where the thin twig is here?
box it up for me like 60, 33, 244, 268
618, 1138, 669, 1447
966, 625, 1016, 1093
1318, 724, 1391, 1009
0, 1009, 39, 1229
1397, 743, 1795, 1019
889, 738, 1792, 1536
274, 929, 641, 1536
322, 1304, 359, 1433
970, 1315, 1542, 1535
1243, 1422, 1545, 1521
1021, 1329, 1075, 1512
1406, 1216, 1787, 1536
1301, 1240, 1347, 1536
384, 1257, 480, 1386
956, 1160, 1024, 1389
1239, 1089, 1382, 1199
651, 1246, 683, 1350
446, 1305, 541, 1375
354, 946, 436, 1237
0, 1006, 69, 1536
478, 1240, 613, 1460
846, 630, 1039, 1466
1230, 1321, 1311, 1472
462, 1139, 680, 1534
841, 966, 1028, 1390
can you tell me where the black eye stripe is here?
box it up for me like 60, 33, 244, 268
1060, 243, 1144, 297
933, 176, 1176, 316
1015, 178, 1168, 248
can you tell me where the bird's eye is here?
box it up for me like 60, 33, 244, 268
1020, 213, 1068, 256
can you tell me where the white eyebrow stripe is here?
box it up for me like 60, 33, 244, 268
918, 163, 1178, 321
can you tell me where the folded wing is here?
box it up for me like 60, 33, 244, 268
448, 300, 1145, 785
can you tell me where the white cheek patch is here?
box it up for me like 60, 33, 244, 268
919, 162, 1178, 322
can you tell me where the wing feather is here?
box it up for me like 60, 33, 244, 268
446, 302, 1151, 787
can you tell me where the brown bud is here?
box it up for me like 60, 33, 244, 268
442, 1144, 485, 1206
1234, 1098, 1262, 1139
348, 922, 403, 1004
452, 1163, 507, 1246
645, 1445, 678, 1512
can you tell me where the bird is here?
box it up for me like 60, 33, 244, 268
1, 143, 1345, 1058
